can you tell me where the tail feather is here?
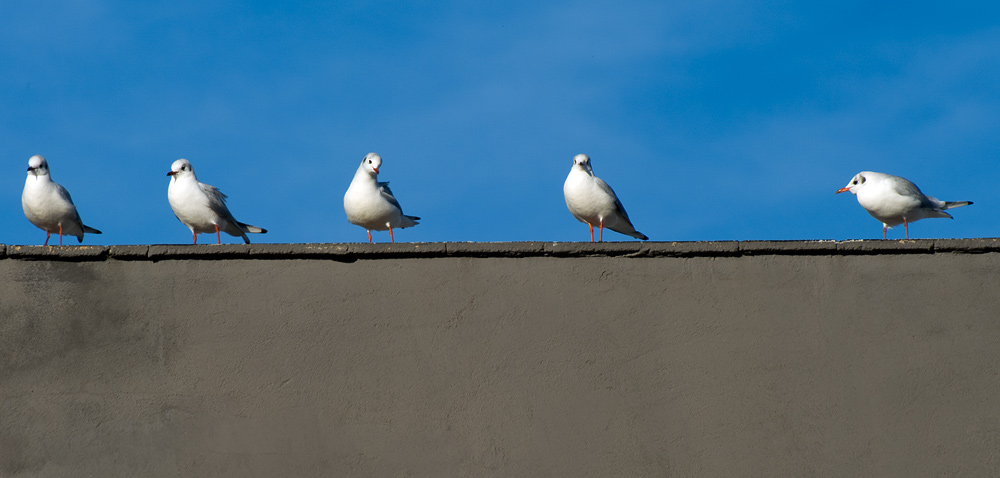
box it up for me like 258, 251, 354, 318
608, 225, 648, 240
943, 201, 972, 210
401, 215, 420, 228
83, 225, 102, 234
616, 228, 648, 240
238, 222, 267, 234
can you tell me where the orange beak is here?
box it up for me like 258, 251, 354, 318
373, 167, 379, 174
835, 187, 850, 194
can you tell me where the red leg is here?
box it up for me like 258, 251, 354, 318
904, 219, 909, 239
589, 223, 594, 242
367, 230, 372, 243
44, 231, 51, 246
59, 224, 64, 246
192, 230, 197, 244
883, 225, 887, 240
389, 226, 395, 243
215, 224, 221, 244
599, 219, 604, 242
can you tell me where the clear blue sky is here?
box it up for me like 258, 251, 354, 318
3, 1, 998, 244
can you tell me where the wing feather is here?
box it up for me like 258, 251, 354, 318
378, 181, 405, 212
199, 181, 242, 223
594, 177, 634, 223
53, 183, 76, 206
53, 182, 88, 230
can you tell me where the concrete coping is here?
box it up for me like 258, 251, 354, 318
1, 239, 999, 261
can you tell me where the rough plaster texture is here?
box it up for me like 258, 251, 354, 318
1, 240, 999, 477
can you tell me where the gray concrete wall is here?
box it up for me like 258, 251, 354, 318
2, 240, 999, 477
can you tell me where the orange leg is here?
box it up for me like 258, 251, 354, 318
882, 225, 887, 240
215, 224, 221, 244
367, 230, 372, 243
44, 231, 51, 246
589, 223, 594, 242
599, 219, 604, 243
192, 229, 198, 244
389, 226, 395, 243
59, 224, 64, 246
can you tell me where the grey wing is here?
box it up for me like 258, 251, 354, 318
891, 177, 939, 208
52, 182, 77, 207
594, 177, 635, 223
199, 182, 240, 220
377, 181, 405, 212
54, 182, 87, 225
921, 195, 949, 210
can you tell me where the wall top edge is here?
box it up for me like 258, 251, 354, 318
0, 239, 998, 261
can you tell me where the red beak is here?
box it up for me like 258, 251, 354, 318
373, 167, 379, 174
167, 171, 177, 176
835, 187, 850, 194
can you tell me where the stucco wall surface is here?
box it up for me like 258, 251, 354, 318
1, 240, 999, 477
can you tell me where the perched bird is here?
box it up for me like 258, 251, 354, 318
22, 155, 102, 246
563, 153, 648, 242
344, 152, 420, 243
167, 159, 267, 244
836, 171, 972, 239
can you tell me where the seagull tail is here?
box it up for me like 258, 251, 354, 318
630, 231, 649, 241
608, 223, 648, 240
238, 222, 267, 234
401, 215, 420, 228
943, 200, 972, 210
83, 225, 102, 234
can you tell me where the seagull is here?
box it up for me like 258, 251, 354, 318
344, 152, 420, 243
836, 171, 972, 239
167, 158, 267, 244
22, 155, 102, 246
563, 153, 648, 242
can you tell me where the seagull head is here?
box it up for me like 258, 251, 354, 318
836, 172, 867, 195
362, 152, 382, 176
26, 155, 49, 176
571, 154, 593, 175
167, 158, 195, 179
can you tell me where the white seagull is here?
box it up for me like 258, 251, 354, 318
563, 153, 648, 242
344, 152, 420, 243
836, 171, 972, 239
167, 158, 267, 244
22, 155, 102, 246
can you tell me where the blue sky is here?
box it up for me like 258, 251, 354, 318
3, 1, 998, 244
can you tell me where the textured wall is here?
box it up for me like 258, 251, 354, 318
2, 240, 999, 477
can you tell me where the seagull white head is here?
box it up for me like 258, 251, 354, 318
361, 152, 382, 175
167, 158, 195, 178
836, 172, 867, 195
26, 155, 50, 176
572, 153, 593, 175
